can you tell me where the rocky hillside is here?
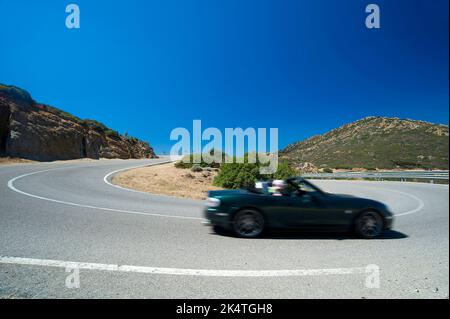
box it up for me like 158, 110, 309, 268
281, 116, 449, 170
0, 84, 157, 161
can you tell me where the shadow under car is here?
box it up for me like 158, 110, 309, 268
211, 228, 408, 240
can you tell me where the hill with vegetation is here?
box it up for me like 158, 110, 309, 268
281, 116, 449, 170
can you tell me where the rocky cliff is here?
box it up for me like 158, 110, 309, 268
0, 84, 157, 161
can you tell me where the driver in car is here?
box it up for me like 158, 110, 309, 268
269, 180, 290, 197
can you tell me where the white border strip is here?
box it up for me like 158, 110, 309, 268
375, 187, 425, 217
7, 163, 202, 221
7, 161, 427, 221
309, 180, 426, 217
108, 169, 426, 216
0, 256, 367, 277
103, 159, 198, 201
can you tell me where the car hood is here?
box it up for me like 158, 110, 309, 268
330, 193, 357, 198
208, 189, 253, 197
327, 193, 386, 207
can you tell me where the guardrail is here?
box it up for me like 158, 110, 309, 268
302, 170, 449, 181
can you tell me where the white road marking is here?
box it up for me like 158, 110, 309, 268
102, 159, 193, 200
7, 163, 202, 221
7, 163, 427, 223
0, 256, 367, 277
108, 171, 427, 216
3, 166, 436, 279
348, 185, 425, 217
309, 180, 426, 217
377, 188, 425, 216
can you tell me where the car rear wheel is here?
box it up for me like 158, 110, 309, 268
355, 211, 383, 239
232, 209, 265, 238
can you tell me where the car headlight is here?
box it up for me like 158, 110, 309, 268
206, 197, 221, 207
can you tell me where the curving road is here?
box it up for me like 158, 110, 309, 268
0, 158, 448, 298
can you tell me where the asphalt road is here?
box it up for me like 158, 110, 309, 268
0, 158, 448, 298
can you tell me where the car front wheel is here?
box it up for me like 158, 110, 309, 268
355, 211, 383, 239
232, 209, 265, 238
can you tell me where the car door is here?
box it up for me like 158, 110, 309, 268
264, 179, 353, 230
285, 193, 325, 228
267, 193, 322, 229
271, 181, 350, 230
289, 192, 354, 230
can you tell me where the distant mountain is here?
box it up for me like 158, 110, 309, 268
0, 84, 157, 161
281, 116, 449, 170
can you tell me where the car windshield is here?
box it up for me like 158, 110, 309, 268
298, 181, 319, 193
288, 178, 323, 195
251, 179, 324, 196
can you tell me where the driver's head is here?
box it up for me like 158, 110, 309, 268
272, 180, 286, 189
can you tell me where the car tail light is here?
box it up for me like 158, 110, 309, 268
206, 197, 221, 207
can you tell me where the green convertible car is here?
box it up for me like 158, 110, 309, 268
204, 177, 394, 239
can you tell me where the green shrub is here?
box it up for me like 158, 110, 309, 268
334, 165, 353, 170
174, 152, 223, 169
174, 159, 192, 169
322, 168, 333, 173
81, 119, 109, 133
125, 136, 138, 144
213, 158, 297, 189
392, 161, 422, 169
213, 163, 261, 189
191, 164, 203, 172
105, 129, 120, 139
0, 84, 34, 104
41, 105, 83, 124
273, 160, 297, 180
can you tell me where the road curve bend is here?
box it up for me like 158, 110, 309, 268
0, 159, 448, 298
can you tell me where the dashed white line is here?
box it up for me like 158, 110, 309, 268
0, 256, 368, 277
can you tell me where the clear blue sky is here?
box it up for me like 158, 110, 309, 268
0, 0, 448, 153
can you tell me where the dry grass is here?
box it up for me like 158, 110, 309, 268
0, 157, 36, 165
113, 162, 223, 200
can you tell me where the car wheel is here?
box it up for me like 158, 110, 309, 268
232, 209, 265, 238
355, 211, 383, 239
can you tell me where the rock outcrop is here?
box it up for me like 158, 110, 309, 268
0, 84, 157, 161
296, 162, 318, 173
